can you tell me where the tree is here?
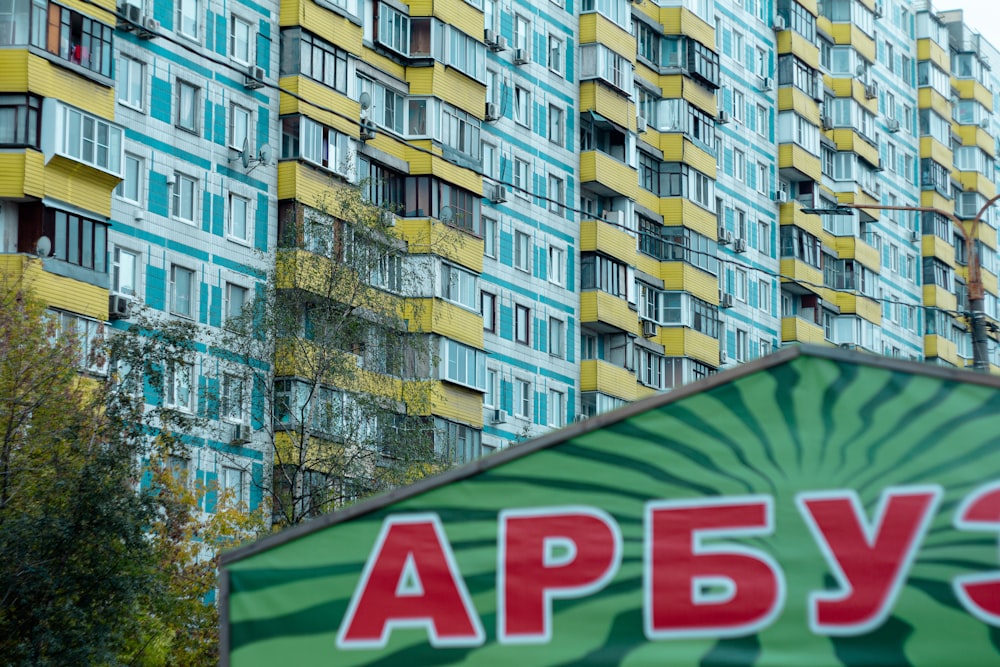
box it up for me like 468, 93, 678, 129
221, 185, 446, 526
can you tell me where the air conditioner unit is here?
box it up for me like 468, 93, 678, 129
720, 293, 734, 309
495, 35, 508, 51
490, 408, 508, 424
773, 15, 786, 31
513, 48, 530, 65
717, 109, 731, 124
484, 28, 497, 46
720, 349, 729, 364
603, 210, 624, 227
359, 118, 377, 141
574, 413, 588, 422
733, 238, 747, 253
864, 82, 878, 99
911, 230, 921, 243
641, 319, 657, 337
876, 157, 885, 172
118, 1, 142, 28
244, 64, 265, 89
886, 117, 901, 133
980, 117, 991, 129
636, 116, 648, 132
760, 76, 774, 91
774, 190, 788, 204
137, 15, 159, 38
109, 294, 131, 320
231, 423, 252, 444
718, 225, 732, 244
485, 101, 500, 121
821, 114, 834, 131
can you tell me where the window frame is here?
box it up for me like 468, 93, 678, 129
169, 264, 195, 319
175, 80, 200, 134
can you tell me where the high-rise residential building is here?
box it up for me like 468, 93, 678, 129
4, 0, 1000, 505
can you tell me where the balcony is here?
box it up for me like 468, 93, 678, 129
778, 143, 823, 182
659, 262, 719, 305
658, 327, 719, 368
580, 359, 651, 402
781, 316, 827, 345
779, 258, 824, 295
580, 219, 641, 267
580, 82, 632, 135
922, 284, 958, 312
580, 290, 637, 334
580, 150, 639, 199
0, 254, 107, 321
830, 293, 881, 324
924, 334, 958, 366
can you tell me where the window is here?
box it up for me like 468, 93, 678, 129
177, 0, 199, 39
514, 86, 530, 127
282, 116, 354, 178
516, 379, 531, 418
116, 153, 142, 202
39, 4, 114, 76
485, 368, 498, 407
230, 104, 251, 150
515, 304, 530, 345
56, 103, 123, 175
580, 43, 629, 90
437, 419, 482, 465
228, 193, 250, 242
44, 209, 107, 273
514, 15, 530, 53
172, 173, 196, 222
170, 264, 195, 318
735, 329, 749, 362
548, 104, 564, 146
230, 15, 252, 64
52, 310, 107, 375
757, 163, 769, 194
112, 247, 138, 295
734, 148, 746, 181
483, 217, 497, 258
759, 279, 770, 313
176, 80, 199, 133
514, 231, 531, 272
732, 89, 745, 123
581, 253, 629, 297
284, 29, 349, 93
165, 360, 194, 411
117, 55, 144, 110
225, 282, 247, 323
549, 317, 564, 358
221, 466, 247, 507
0, 94, 40, 148
440, 262, 478, 310
440, 339, 487, 390
513, 158, 530, 198
734, 268, 747, 302
548, 245, 564, 286
481, 291, 496, 332
548, 34, 563, 74
221, 374, 246, 422
376, 2, 409, 54
548, 389, 565, 427
548, 174, 564, 214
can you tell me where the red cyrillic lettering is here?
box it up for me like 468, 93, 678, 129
498, 507, 621, 643
644, 496, 783, 639
954, 481, 1000, 625
797, 486, 941, 635
337, 514, 484, 649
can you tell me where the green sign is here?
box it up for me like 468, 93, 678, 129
223, 347, 1000, 666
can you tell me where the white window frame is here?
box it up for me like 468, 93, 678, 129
514, 86, 531, 128
165, 360, 194, 411
548, 173, 564, 214
515, 304, 530, 345
548, 34, 563, 75
516, 378, 531, 418
548, 104, 564, 146
548, 317, 564, 358
172, 173, 196, 223
176, 80, 199, 133
224, 281, 248, 324
230, 14, 253, 65
483, 216, 497, 259
228, 193, 250, 242
112, 246, 138, 296
548, 245, 564, 286
514, 231, 531, 272
548, 389, 564, 427
117, 55, 145, 111
116, 152, 143, 203
221, 372, 246, 423
170, 264, 195, 318
177, 0, 199, 39
221, 466, 247, 507
230, 103, 251, 150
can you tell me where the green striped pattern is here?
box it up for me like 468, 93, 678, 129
226, 355, 1000, 666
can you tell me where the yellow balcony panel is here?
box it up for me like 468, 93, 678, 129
956, 124, 996, 157
982, 269, 999, 296
781, 316, 826, 344
919, 189, 954, 213
580, 219, 640, 265
0, 255, 107, 321
923, 284, 958, 312
402, 141, 481, 193
778, 143, 823, 182
797, 0, 818, 13
817, 16, 832, 38
776, 87, 821, 123
829, 129, 880, 167
918, 137, 953, 166
917, 88, 952, 119
407, 0, 483, 40
658, 327, 719, 367
280, 76, 359, 136
779, 202, 824, 238
659, 198, 716, 239
834, 236, 880, 273
405, 298, 483, 349
579, 359, 652, 402
659, 74, 717, 117
580, 150, 639, 199
406, 62, 485, 118
0, 150, 44, 200
580, 81, 633, 132
659, 7, 714, 50
780, 258, 824, 295
832, 293, 881, 324
955, 78, 993, 108
277, 160, 341, 205
921, 233, 956, 266
924, 334, 958, 365
975, 222, 998, 250
659, 135, 716, 177
917, 38, 949, 70
957, 171, 996, 199
835, 190, 880, 222
580, 290, 639, 334
659, 262, 719, 305
579, 13, 636, 62
273, 431, 354, 476
0, 50, 115, 119
827, 78, 878, 115
829, 23, 876, 63
397, 217, 483, 272
430, 382, 483, 428
776, 31, 820, 70
281, 0, 363, 51
359, 46, 406, 81
632, 185, 660, 215
43, 155, 120, 218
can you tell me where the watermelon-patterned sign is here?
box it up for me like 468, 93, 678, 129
222, 346, 1000, 666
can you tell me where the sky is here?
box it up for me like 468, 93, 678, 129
946, 0, 1000, 55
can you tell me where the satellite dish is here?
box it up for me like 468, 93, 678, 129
240, 137, 251, 169
258, 143, 272, 166
439, 205, 455, 223
35, 235, 51, 258
359, 91, 372, 110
